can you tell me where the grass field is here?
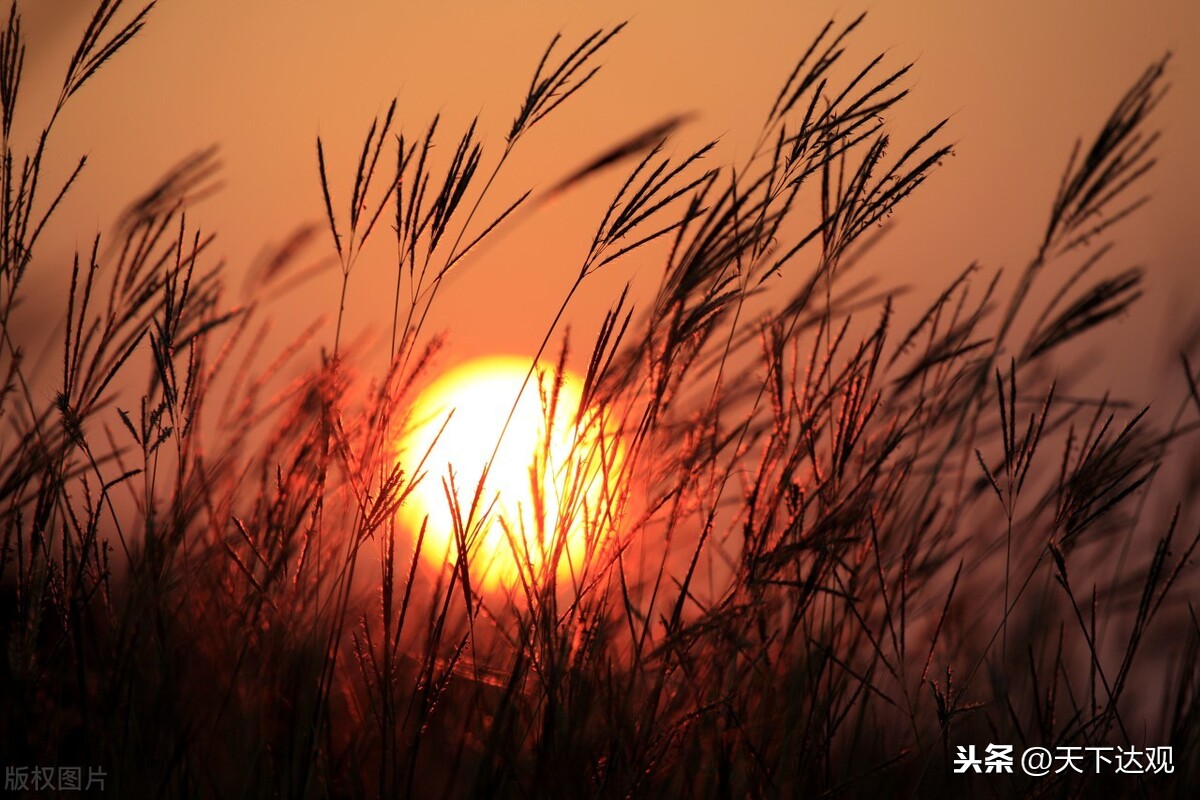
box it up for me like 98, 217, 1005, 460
2, 3, 1198, 797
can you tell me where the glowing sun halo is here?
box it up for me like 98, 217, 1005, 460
398, 356, 622, 591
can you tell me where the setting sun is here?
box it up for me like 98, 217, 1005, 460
397, 356, 622, 591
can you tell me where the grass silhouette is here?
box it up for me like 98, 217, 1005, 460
1, 3, 1197, 797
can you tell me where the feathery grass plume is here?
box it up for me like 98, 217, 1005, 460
509, 23, 626, 145
998, 55, 1169, 348
0, 5, 23, 142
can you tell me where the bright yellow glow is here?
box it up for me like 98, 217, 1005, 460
398, 356, 622, 591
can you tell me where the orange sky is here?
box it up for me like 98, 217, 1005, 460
15, 0, 1200, 404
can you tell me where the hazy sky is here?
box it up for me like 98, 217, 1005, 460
16, 0, 1200, 402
